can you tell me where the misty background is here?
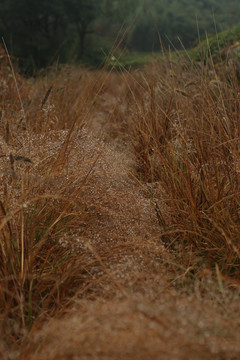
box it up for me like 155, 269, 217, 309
0, 0, 239, 74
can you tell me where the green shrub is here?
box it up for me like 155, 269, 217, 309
189, 26, 240, 63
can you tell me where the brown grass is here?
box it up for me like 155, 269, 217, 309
122, 58, 240, 275
0, 51, 240, 359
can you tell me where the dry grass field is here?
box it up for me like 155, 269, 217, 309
0, 47, 240, 359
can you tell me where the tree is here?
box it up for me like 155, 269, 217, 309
61, 0, 102, 58
0, 0, 66, 71
129, 0, 240, 52
61, 0, 140, 59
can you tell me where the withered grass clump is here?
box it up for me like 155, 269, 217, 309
124, 57, 240, 275
0, 60, 160, 357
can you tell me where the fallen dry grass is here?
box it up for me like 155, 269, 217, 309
26, 294, 240, 360
0, 51, 240, 359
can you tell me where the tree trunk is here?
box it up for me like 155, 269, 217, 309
77, 22, 88, 58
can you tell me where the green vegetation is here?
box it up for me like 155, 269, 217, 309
189, 26, 240, 62
110, 26, 240, 71
0, 0, 138, 73
1, 0, 240, 73
130, 0, 240, 52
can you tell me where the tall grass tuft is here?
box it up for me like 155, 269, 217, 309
0, 59, 127, 349
124, 57, 240, 276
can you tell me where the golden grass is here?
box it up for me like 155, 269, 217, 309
0, 51, 240, 359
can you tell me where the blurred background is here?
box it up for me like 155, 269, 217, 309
0, 0, 239, 74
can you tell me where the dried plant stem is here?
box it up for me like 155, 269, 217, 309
20, 206, 24, 280
2, 38, 26, 122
